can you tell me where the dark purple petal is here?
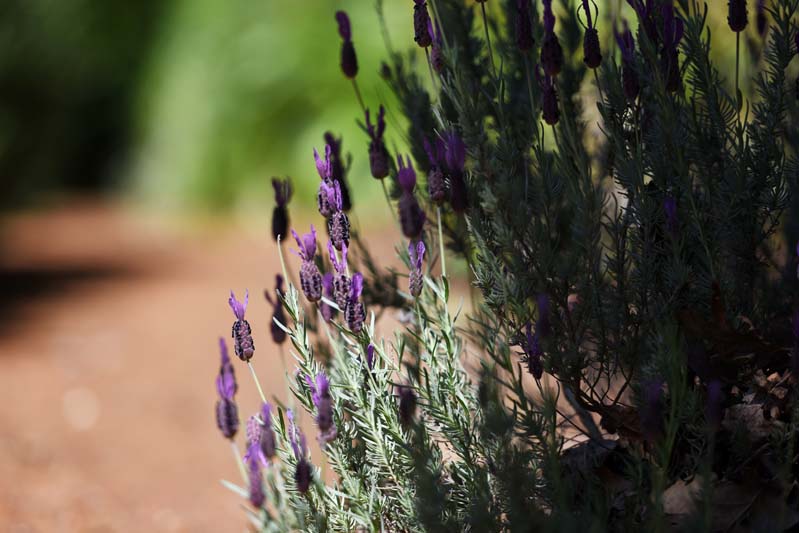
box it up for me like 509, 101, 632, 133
350, 272, 364, 302
543, 0, 555, 34
366, 344, 375, 369
228, 290, 248, 320
397, 155, 417, 192
444, 132, 466, 172
335, 10, 352, 41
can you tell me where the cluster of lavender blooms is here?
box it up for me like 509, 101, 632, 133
208, 0, 799, 530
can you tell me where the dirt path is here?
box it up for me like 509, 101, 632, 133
0, 200, 407, 532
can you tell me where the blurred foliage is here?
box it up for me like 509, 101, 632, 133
0, 0, 166, 207
0, 0, 761, 213
129, 0, 413, 214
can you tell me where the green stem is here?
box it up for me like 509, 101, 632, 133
230, 439, 248, 483
437, 207, 446, 278
352, 78, 366, 115
248, 361, 267, 404
480, 2, 497, 79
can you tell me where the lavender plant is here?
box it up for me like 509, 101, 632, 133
211, 0, 799, 530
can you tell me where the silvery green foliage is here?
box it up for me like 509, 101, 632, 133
217, 0, 799, 530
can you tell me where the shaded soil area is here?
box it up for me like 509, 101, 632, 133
0, 200, 404, 532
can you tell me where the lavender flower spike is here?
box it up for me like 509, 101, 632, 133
580, 0, 602, 69
291, 226, 323, 302
540, 0, 564, 76
216, 337, 237, 398
398, 385, 417, 427
413, 0, 433, 48
365, 343, 376, 370
259, 402, 277, 460
264, 275, 287, 345
326, 181, 351, 250
306, 372, 337, 446
444, 132, 469, 213
429, 19, 445, 72
344, 272, 366, 333
424, 137, 448, 205
756, 0, 767, 36
271, 177, 292, 241
728, 0, 748, 33
614, 20, 639, 102
229, 290, 255, 362
523, 322, 543, 379
515, 0, 534, 53
408, 241, 425, 298
287, 410, 313, 493
397, 155, 426, 239
314, 144, 332, 181
215, 338, 239, 439
246, 442, 265, 508
328, 240, 351, 310
335, 11, 358, 79
324, 132, 352, 211
365, 106, 389, 179
536, 66, 560, 126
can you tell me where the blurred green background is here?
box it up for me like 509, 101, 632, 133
0, 0, 751, 214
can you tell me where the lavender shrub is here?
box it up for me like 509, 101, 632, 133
211, 1, 799, 530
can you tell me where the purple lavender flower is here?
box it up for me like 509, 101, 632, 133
536, 293, 551, 338
345, 272, 366, 333
264, 275, 287, 345
365, 106, 389, 180
291, 226, 323, 303
287, 410, 313, 494
306, 372, 337, 446
216, 337, 237, 397
365, 343, 376, 370
756, 0, 767, 36
271, 177, 292, 242
315, 146, 336, 218
536, 66, 560, 126
398, 385, 417, 426
423, 137, 448, 205
326, 182, 351, 251
246, 442, 265, 508
523, 322, 543, 379
328, 241, 351, 310
429, 19, 445, 72
260, 402, 277, 460
336, 11, 358, 79
413, 0, 433, 48
661, 2, 684, 93
215, 338, 239, 439
615, 20, 640, 102
626, 0, 658, 45
581, 0, 602, 69
515, 0, 534, 53
397, 155, 427, 239
444, 132, 468, 213
321, 273, 336, 322
324, 132, 352, 211
664, 195, 678, 236
639, 379, 664, 442
705, 380, 724, 430
540, 0, 564, 76
408, 241, 425, 298
244, 414, 266, 465
229, 290, 255, 362
728, 0, 748, 33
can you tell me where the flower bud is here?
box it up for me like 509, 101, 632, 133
216, 398, 239, 439
229, 290, 254, 362
583, 28, 602, 69
413, 0, 433, 48
728, 0, 748, 33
